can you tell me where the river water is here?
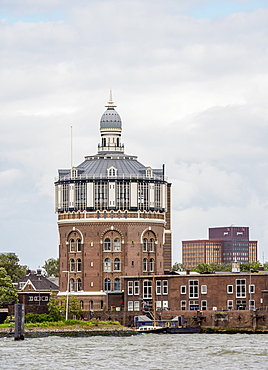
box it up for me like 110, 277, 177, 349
1, 334, 268, 369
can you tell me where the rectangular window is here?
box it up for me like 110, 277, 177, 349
134, 301, 140, 311
143, 280, 152, 299
156, 280, 161, 295
128, 301, 133, 311
189, 300, 199, 310
19, 282, 25, 290
181, 300, 186, 310
163, 280, 168, 295
42, 296, 49, 301
201, 285, 207, 294
249, 300, 255, 310
201, 300, 207, 311
28, 296, 33, 301
34, 296, 40, 301
156, 301, 162, 310
128, 281, 133, 295
134, 281, 139, 295
227, 300, 233, 309
227, 285, 233, 294
249, 284, 255, 294
163, 301, 168, 309
189, 280, 199, 298
180, 285, 186, 294
236, 279, 246, 298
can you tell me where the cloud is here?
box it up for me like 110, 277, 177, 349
1, 0, 268, 267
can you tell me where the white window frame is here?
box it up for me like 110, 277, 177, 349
156, 301, 162, 310
128, 301, 133, 311
180, 285, 186, 294
249, 299, 255, 310
181, 300, 186, 310
143, 280, 152, 299
227, 285, 233, 294
236, 279, 246, 298
134, 301, 140, 311
162, 280, 168, 295
156, 280, 161, 295
162, 301, 168, 309
128, 281, 133, 295
249, 284, 255, 294
134, 281, 139, 295
189, 280, 199, 299
227, 299, 233, 309
201, 285, 207, 294
201, 300, 207, 311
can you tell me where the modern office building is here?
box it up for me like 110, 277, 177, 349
55, 94, 172, 310
182, 240, 222, 269
182, 226, 258, 268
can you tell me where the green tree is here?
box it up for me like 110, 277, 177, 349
172, 262, 184, 272
0, 253, 27, 283
42, 258, 59, 277
192, 263, 212, 274
0, 267, 18, 306
240, 262, 261, 272
61, 296, 83, 320
47, 291, 62, 321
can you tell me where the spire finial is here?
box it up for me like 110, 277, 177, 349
105, 89, 116, 109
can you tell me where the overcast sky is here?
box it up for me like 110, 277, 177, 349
1, 0, 268, 268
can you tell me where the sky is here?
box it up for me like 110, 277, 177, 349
1, 0, 268, 268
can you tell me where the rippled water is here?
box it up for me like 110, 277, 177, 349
1, 334, 268, 369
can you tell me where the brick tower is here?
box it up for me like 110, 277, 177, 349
55, 93, 172, 310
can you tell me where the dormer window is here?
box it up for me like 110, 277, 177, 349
146, 168, 153, 178
107, 166, 117, 177
71, 167, 77, 179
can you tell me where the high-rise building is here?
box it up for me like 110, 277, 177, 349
182, 226, 258, 268
209, 226, 257, 264
55, 94, 172, 310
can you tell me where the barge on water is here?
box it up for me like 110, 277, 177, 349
134, 315, 201, 334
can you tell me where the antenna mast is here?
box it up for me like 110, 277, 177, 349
71, 125, 73, 169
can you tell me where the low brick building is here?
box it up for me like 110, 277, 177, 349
16, 270, 59, 314
123, 271, 268, 313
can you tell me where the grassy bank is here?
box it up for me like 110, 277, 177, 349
0, 319, 137, 337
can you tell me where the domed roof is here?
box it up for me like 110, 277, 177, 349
100, 107, 122, 129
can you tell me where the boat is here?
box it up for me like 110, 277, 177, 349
134, 315, 201, 334
135, 325, 167, 333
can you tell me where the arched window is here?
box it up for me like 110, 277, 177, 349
104, 258, 111, 272
70, 259, 75, 272
114, 278, 121, 291
77, 239, 81, 252
114, 258, 121, 271
77, 258, 82, 272
80, 300, 84, 309
143, 258, 147, 272
149, 258, 155, 272
90, 300, 93, 311
149, 238, 154, 252
70, 278, 75, 292
77, 278, 82, 291
70, 239, 75, 252
114, 238, 121, 252
104, 238, 111, 251
104, 278, 111, 291
143, 238, 147, 252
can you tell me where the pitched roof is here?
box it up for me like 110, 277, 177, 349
17, 272, 59, 292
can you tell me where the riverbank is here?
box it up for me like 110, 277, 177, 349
0, 324, 137, 337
